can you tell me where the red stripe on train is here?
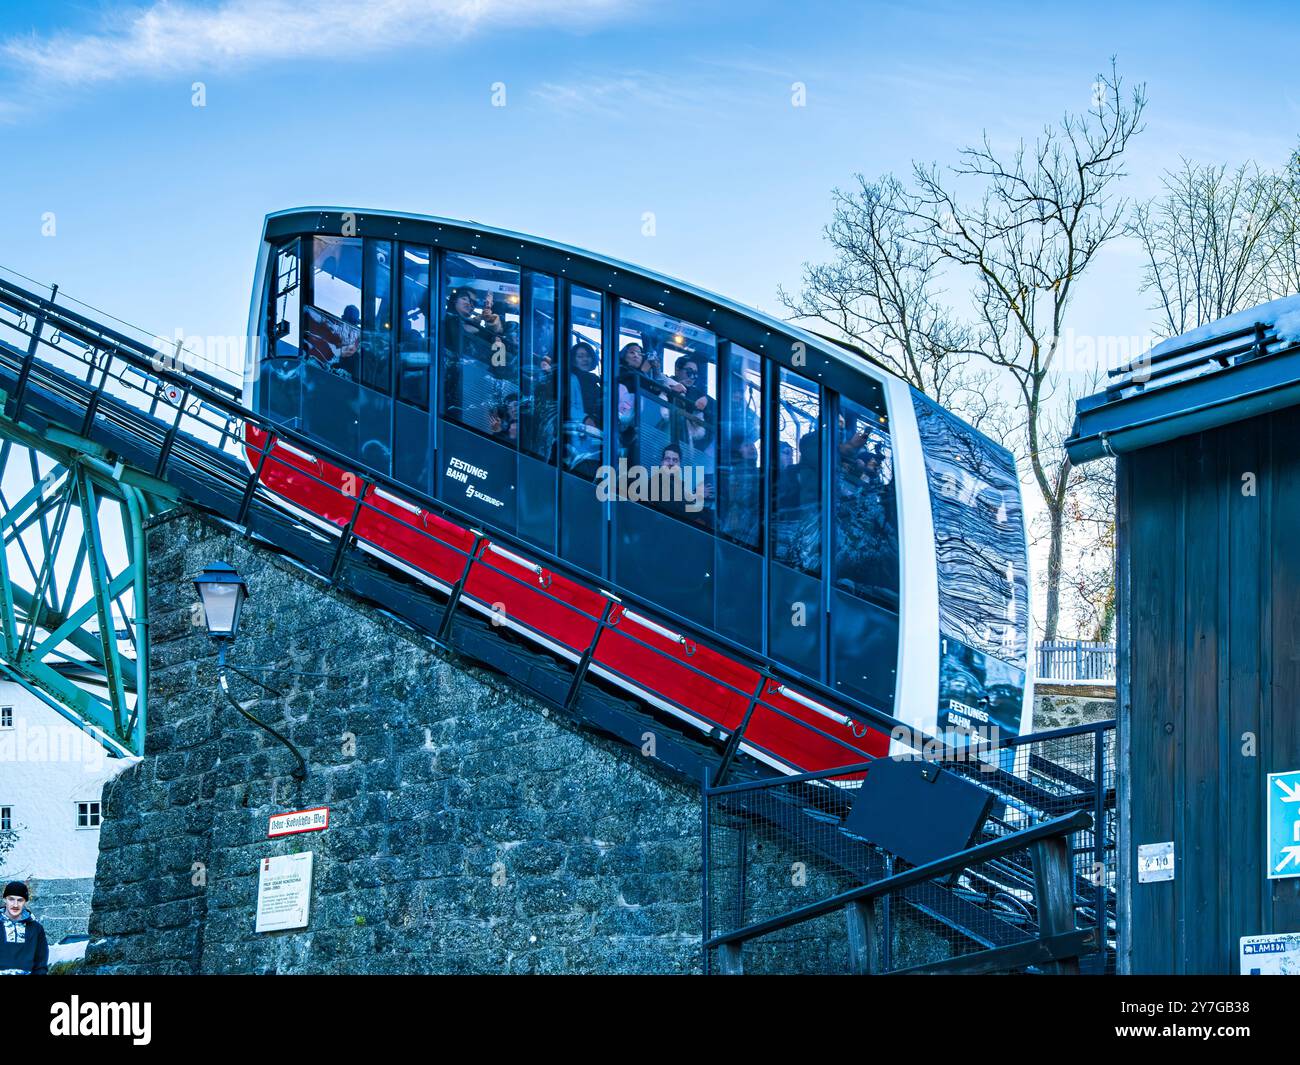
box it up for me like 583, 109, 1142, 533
245, 426, 887, 774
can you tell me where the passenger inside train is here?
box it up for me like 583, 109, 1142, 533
255, 218, 1028, 735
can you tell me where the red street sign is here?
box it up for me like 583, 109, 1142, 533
267, 806, 329, 838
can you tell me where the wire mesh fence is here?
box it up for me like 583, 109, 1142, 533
703, 720, 1116, 975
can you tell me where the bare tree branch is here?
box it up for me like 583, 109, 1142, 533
1130, 158, 1293, 336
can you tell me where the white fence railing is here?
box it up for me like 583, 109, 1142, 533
1035, 640, 1115, 682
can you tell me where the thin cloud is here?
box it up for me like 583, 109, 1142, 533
0, 0, 628, 107
532, 65, 767, 119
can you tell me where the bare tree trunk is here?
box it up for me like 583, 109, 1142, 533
1043, 498, 1066, 644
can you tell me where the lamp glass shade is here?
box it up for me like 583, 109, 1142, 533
193, 563, 248, 639
200, 582, 243, 637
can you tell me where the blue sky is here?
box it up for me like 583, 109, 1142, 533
1, 0, 1297, 366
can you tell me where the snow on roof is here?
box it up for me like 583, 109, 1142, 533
1147, 294, 1300, 360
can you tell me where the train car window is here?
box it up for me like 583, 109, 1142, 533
564, 285, 603, 478
833, 396, 899, 608
440, 252, 521, 445
360, 240, 393, 393
520, 271, 557, 462
717, 345, 763, 549
615, 299, 717, 527
268, 241, 300, 357
397, 244, 431, 409
305, 236, 363, 382
772, 368, 822, 577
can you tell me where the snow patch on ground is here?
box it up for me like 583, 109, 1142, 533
48, 938, 89, 966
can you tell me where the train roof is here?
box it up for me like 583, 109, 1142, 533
266, 206, 900, 379
264, 206, 1017, 465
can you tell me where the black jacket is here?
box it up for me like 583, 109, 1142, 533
0, 909, 48, 975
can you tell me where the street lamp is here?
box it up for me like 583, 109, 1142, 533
193, 561, 248, 640
194, 561, 306, 781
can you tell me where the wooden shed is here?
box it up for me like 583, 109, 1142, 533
1068, 299, 1300, 973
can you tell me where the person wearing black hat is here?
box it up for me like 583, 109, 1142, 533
0, 882, 47, 975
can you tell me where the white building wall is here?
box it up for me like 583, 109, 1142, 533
0, 681, 134, 881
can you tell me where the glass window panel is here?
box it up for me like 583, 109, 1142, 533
441, 252, 521, 445
616, 299, 717, 526
397, 244, 431, 409
268, 241, 300, 357
718, 346, 763, 549
834, 397, 899, 607
564, 285, 604, 477
773, 368, 821, 577
521, 271, 557, 462
360, 239, 393, 393
305, 236, 363, 382
311, 236, 363, 323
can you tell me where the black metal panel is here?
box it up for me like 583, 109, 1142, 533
517, 453, 557, 553
614, 501, 714, 631
357, 385, 391, 476
559, 470, 604, 577
302, 360, 358, 459
714, 538, 762, 651
768, 561, 821, 680
830, 589, 897, 714
843, 759, 995, 866
393, 399, 432, 497
265, 359, 301, 427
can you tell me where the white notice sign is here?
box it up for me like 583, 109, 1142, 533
1137, 841, 1175, 883
1240, 933, 1300, 975
255, 851, 313, 933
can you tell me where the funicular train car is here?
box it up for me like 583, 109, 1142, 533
244, 208, 1032, 775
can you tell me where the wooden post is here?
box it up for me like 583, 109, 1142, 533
844, 899, 878, 975
1030, 834, 1080, 975
717, 943, 744, 975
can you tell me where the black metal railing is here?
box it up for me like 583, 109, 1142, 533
702, 718, 1116, 974
704, 808, 1096, 975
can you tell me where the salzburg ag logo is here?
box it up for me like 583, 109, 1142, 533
50, 997, 151, 1045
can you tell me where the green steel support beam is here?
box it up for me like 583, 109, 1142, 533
0, 419, 172, 755
74, 468, 128, 734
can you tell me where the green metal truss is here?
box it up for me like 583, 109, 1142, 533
0, 410, 177, 756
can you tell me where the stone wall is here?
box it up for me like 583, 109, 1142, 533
1032, 685, 1117, 730
28, 876, 94, 946
87, 509, 816, 974
85, 508, 1110, 975
85, 509, 719, 974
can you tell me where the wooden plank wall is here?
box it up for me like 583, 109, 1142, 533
1118, 406, 1300, 973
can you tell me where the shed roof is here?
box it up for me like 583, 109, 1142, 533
1066, 295, 1300, 463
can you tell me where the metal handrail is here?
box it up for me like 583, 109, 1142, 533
705, 809, 1092, 951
